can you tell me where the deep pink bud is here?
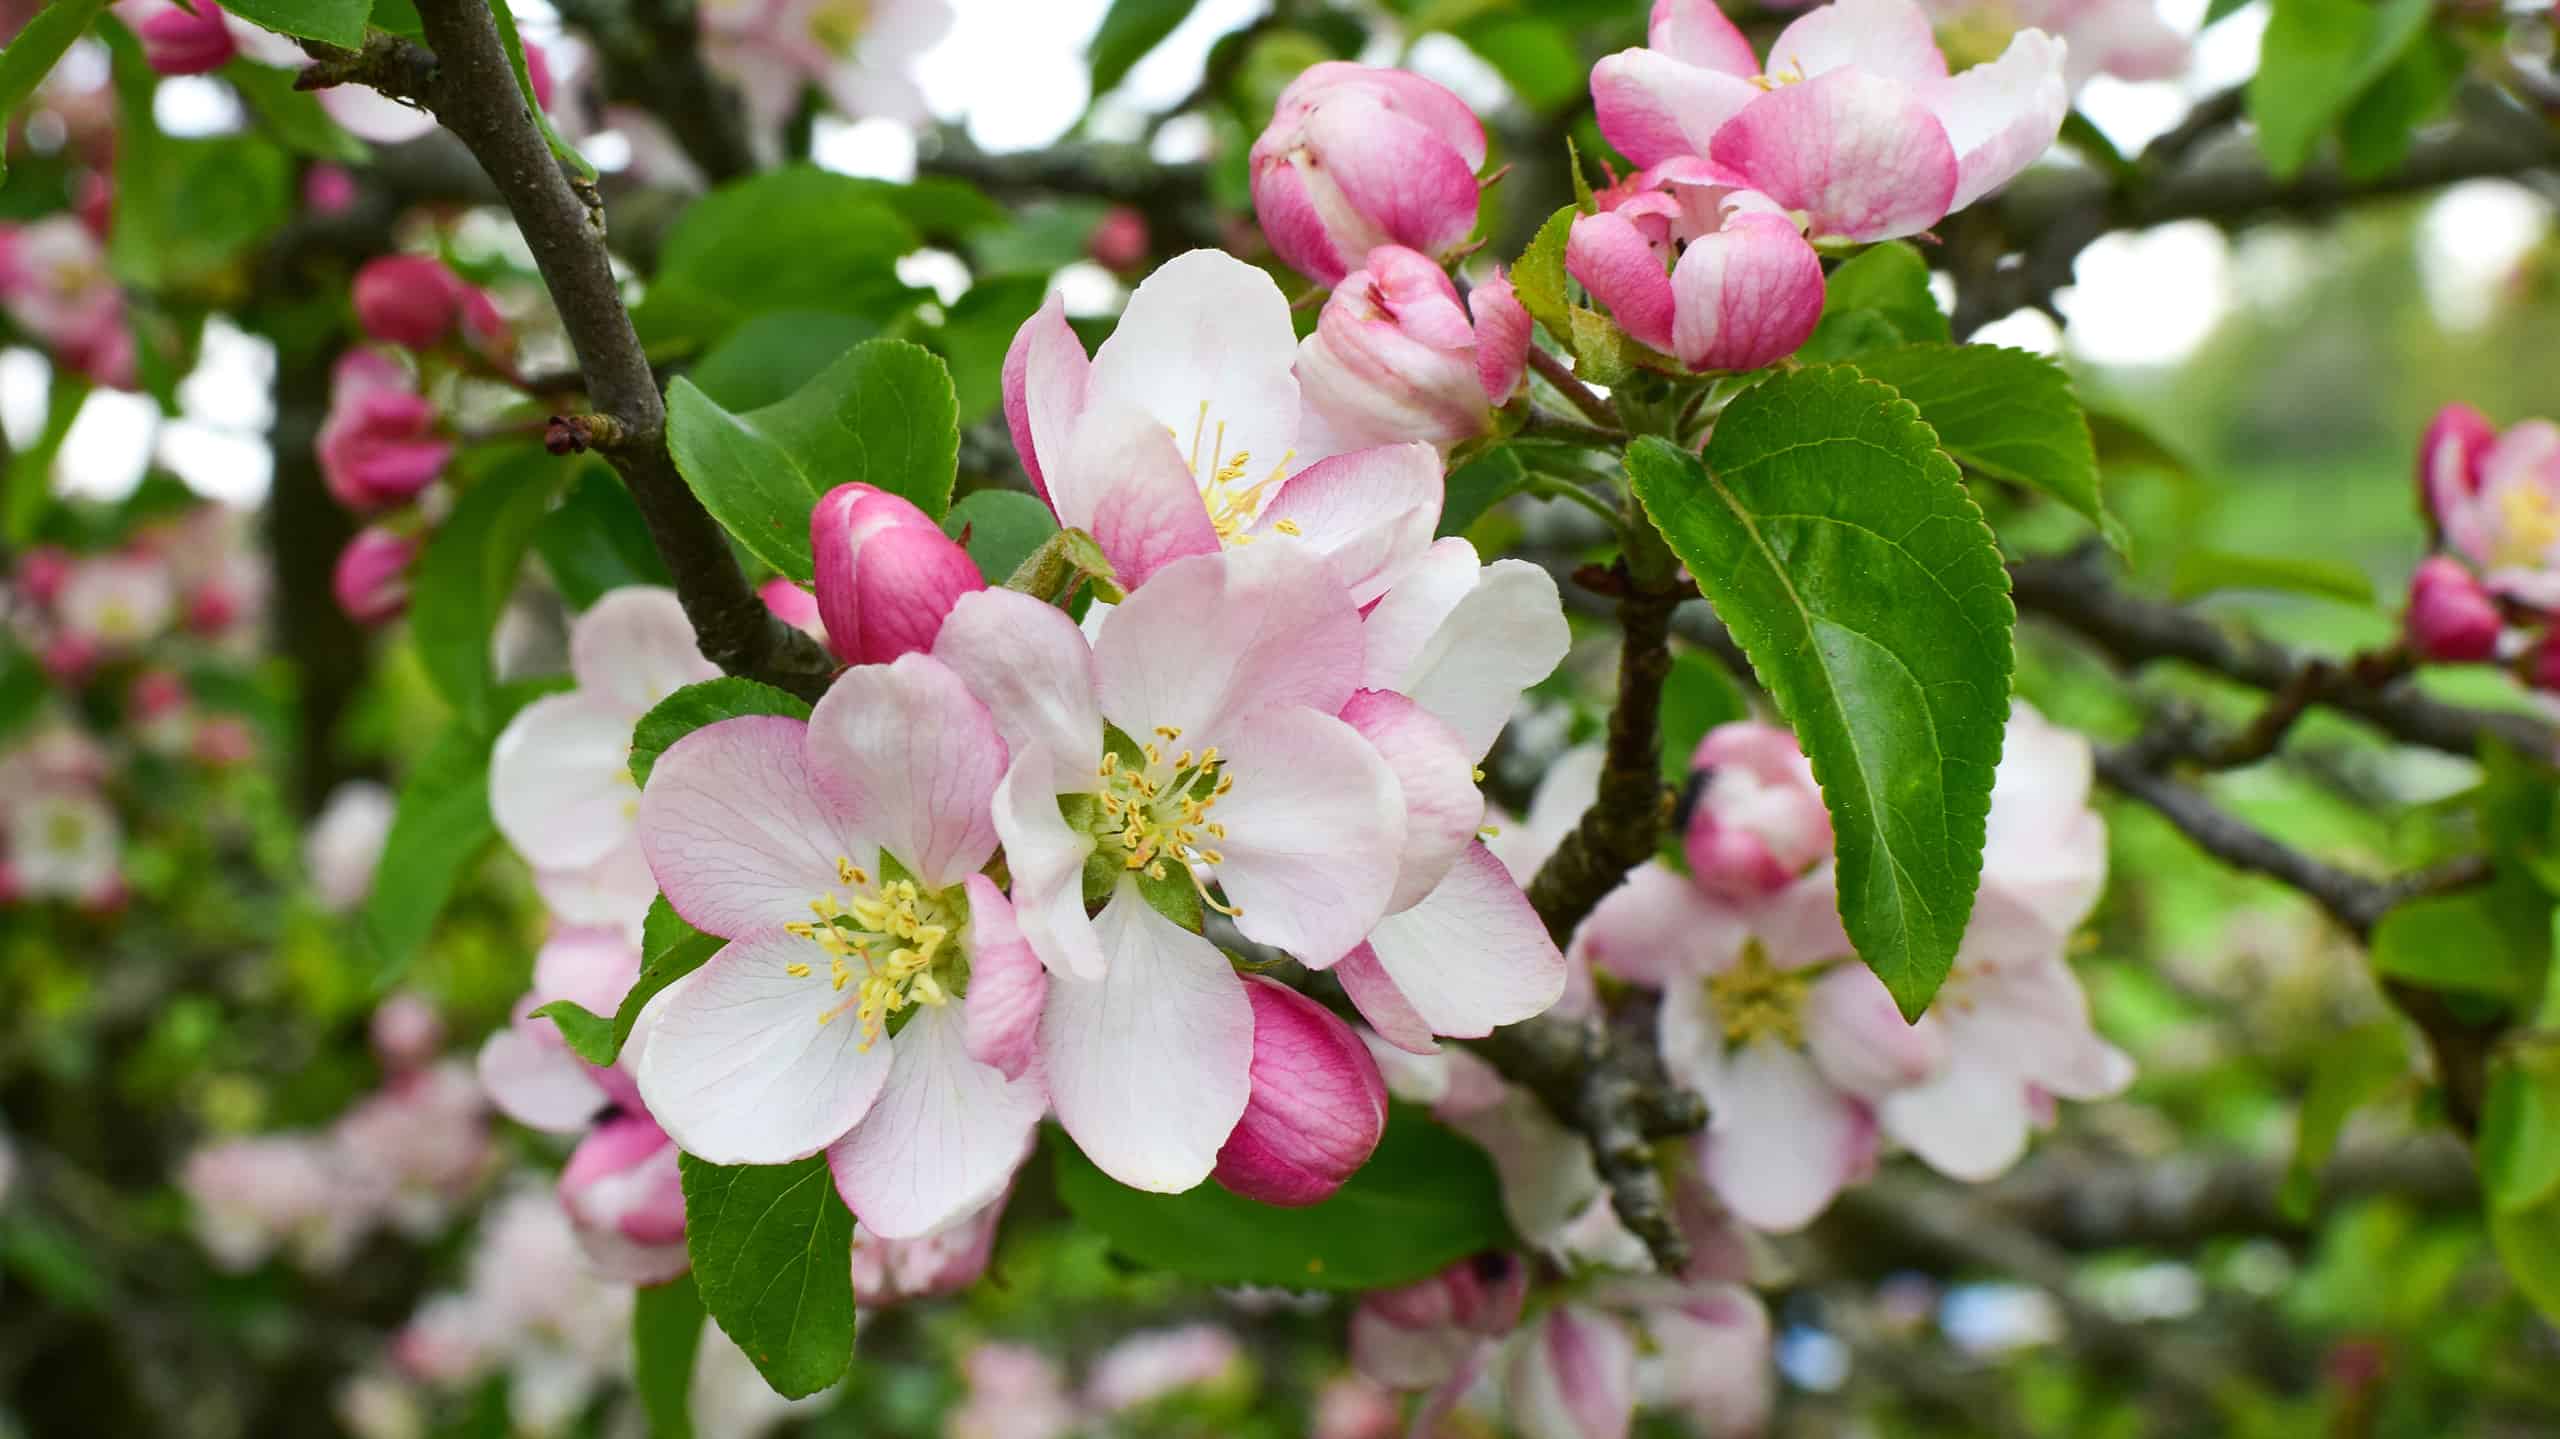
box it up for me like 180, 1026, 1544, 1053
40, 633, 99, 684
2420, 402, 2497, 532
130, 667, 187, 719
809, 482, 984, 665
353, 255, 471, 351
136, 0, 236, 75
1350, 1253, 1527, 1389
1680, 721, 1831, 902
333, 527, 418, 625
1470, 268, 1530, 405
559, 1113, 690, 1284
2406, 555, 2501, 663
2525, 630, 2560, 694
318, 352, 452, 510
1213, 976, 1389, 1206
18, 545, 73, 604
303, 164, 358, 217
1297, 245, 1507, 453
1090, 206, 1149, 270
1569, 162, 1822, 375
523, 39, 556, 110
185, 581, 243, 635
851, 1194, 1006, 1307
1250, 64, 1486, 286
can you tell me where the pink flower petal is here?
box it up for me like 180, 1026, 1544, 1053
1765, 0, 1949, 85
1001, 291, 1089, 504
990, 749, 1107, 980
1248, 444, 1442, 606
1341, 688, 1483, 914
1086, 249, 1299, 496
1649, 0, 1760, 74
1210, 704, 1406, 965
1668, 212, 1826, 372
1359, 843, 1564, 1039
568, 586, 719, 713
934, 587, 1105, 782
1567, 209, 1678, 354
804, 654, 1005, 891
827, 1003, 1045, 1239
1049, 404, 1222, 590
635, 714, 871, 939
1710, 70, 1959, 244
1695, 1038, 1874, 1231
1573, 862, 1742, 988
1590, 49, 1761, 170
490, 692, 642, 872
1093, 541, 1365, 746
961, 873, 1046, 1080
1926, 28, 2069, 212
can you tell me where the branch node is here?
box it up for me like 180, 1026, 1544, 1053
546, 412, 627, 455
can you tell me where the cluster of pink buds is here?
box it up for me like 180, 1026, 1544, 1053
0, 215, 136, 389
2405, 403, 2560, 693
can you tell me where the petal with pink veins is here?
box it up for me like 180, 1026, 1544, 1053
1086, 250, 1300, 485
1649, 0, 1761, 74
1710, 70, 1959, 244
1668, 212, 1826, 372
1589, 49, 1761, 171
960, 873, 1045, 1081
1358, 844, 1564, 1038
1048, 405, 1222, 590
1567, 209, 1680, 353
1093, 541, 1365, 745
1925, 28, 2069, 213
1001, 291, 1090, 504
1042, 884, 1254, 1192
1336, 944, 1439, 1054
635, 930, 895, 1164
933, 587, 1105, 782
828, 1004, 1045, 1239
569, 587, 720, 713
491, 692, 645, 871
1764, 0, 1949, 84
1299, 99, 1486, 262
635, 715, 871, 939
1247, 443, 1442, 606
1341, 689, 1483, 913
804, 654, 1006, 891
1210, 704, 1406, 964
989, 750, 1106, 980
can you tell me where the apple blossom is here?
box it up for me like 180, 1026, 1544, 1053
759, 575, 824, 637
333, 526, 419, 625
931, 545, 1403, 1190
489, 586, 719, 877
1590, 0, 2068, 243
1313, 1374, 1401, 1439
2432, 417, 2560, 609
334, 1060, 497, 1238
1085, 1325, 1247, 1414
1212, 975, 1389, 1206
948, 1343, 1080, 1439
318, 351, 453, 510
353, 254, 501, 352
1923, 0, 2187, 92
1678, 721, 1832, 901
1003, 249, 1443, 597
6, 784, 121, 904
699, 0, 953, 149
1503, 1304, 1639, 1439
632, 653, 1045, 1238
1250, 64, 1487, 287
2421, 401, 2497, 533
2407, 554, 2503, 663
1295, 246, 1531, 455
394, 1186, 635, 1434
556, 1112, 690, 1284
16, 544, 72, 605
851, 1192, 1007, 1305
55, 552, 175, 655
1567, 161, 1825, 373
307, 779, 397, 912
810, 480, 985, 665
1350, 1253, 1529, 1392
181, 1134, 372, 1273
0, 215, 136, 387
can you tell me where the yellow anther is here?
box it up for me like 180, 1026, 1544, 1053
1100, 751, 1120, 777
836, 856, 863, 884
786, 962, 812, 979
1274, 519, 1302, 536
1155, 725, 1183, 741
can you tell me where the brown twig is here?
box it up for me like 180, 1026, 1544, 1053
392, 0, 837, 701
1524, 345, 1623, 430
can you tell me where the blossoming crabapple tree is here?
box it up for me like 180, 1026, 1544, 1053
7, 0, 2560, 1433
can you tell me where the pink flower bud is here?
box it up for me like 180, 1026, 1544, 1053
135, 0, 236, 75
370, 991, 446, 1071
191, 715, 256, 767
1350, 1253, 1527, 1389
1569, 161, 1823, 374
130, 667, 187, 719
758, 575, 823, 637
851, 1194, 1006, 1307
1296, 246, 1520, 453
352, 255, 473, 351
1212, 975, 1388, 1207
558, 1113, 690, 1283
1090, 205, 1149, 270
1250, 64, 1486, 287
2525, 629, 2560, 694
809, 482, 984, 665
2419, 402, 2497, 533
17, 545, 73, 604
40, 633, 98, 684
523, 39, 556, 110
333, 527, 418, 625
318, 352, 452, 510
2406, 555, 2501, 663
1679, 721, 1831, 902
304, 164, 358, 217
1503, 1305, 1638, 1439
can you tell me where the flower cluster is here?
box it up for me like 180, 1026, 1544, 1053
945, 1325, 1250, 1439
2405, 403, 2560, 689
0, 214, 135, 389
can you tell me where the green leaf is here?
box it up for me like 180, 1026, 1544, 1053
534, 468, 673, 610
225, 60, 369, 162
616, 897, 728, 1061
2167, 548, 2373, 606
666, 338, 960, 580
633, 1273, 706, 1439
635, 167, 917, 352
2337, 29, 2463, 182
2248, 0, 2432, 179
1626, 369, 2015, 1018
2280, 1020, 2407, 1220
2490, 1197, 2560, 1328
1088, 0, 1202, 97
631, 677, 813, 788
1800, 241, 1949, 363
942, 489, 1059, 585
1512, 206, 1576, 346
218, 0, 369, 47
2484, 1047, 2560, 1214
359, 724, 496, 981
105, 59, 292, 292
1657, 650, 1751, 785
1050, 1106, 1514, 1289
0, 0, 110, 178
2368, 876, 2548, 1003
369, 0, 423, 38
1459, 17, 1583, 110
411, 455, 566, 725
681, 1154, 856, 1399
4, 373, 86, 545
489, 0, 594, 182
1440, 445, 1530, 538
534, 999, 617, 1066
1849, 344, 2118, 549
685, 310, 879, 413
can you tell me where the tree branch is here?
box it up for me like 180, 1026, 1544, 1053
386, 0, 837, 701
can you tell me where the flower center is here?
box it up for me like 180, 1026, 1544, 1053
2494, 482, 2560, 569
805, 0, 872, 56
44, 809, 88, 852
1079, 725, 1241, 917
781, 856, 968, 1048
1707, 939, 1809, 1047
1747, 60, 1809, 91
1182, 402, 1295, 542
